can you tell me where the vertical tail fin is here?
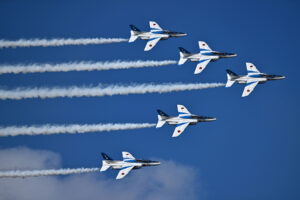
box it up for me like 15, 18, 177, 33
178, 47, 189, 65
129, 25, 140, 43
156, 109, 168, 128
101, 152, 112, 160
225, 69, 237, 87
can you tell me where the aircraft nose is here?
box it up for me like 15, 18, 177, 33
207, 117, 217, 121
228, 53, 237, 57
152, 161, 161, 166
178, 33, 187, 36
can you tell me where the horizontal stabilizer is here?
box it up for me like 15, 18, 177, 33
226, 70, 236, 87
129, 31, 138, 43
100, 160, 110, 172
178, 47, 189, 65
156, 115, 166, 128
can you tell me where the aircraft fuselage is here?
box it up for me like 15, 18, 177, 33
232, 74, 285, 84
137, 30, 186, 40
186, 51, 237, 62
164, 115, 216, 126
104, 160, 160, 170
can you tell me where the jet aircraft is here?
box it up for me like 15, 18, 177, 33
100, 152, 160, 180
156, 104, 216, 137
129, 21, 187, 51
226, 62, 285, 97
178, 41, 237, 74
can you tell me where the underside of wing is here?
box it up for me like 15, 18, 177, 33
172, 122, 190, 137
122, 151, 135, 162
246, 62, 260, 74
177, 104, 191, 116
242, 81, 259, 97
199, 41, 212, 51
149, 21, 163, 32
116, 166, 134, 180
194, 59, 211, 74
144, 37, 161, 51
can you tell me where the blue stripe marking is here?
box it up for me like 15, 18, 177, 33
201, 52, 213, 55
178, 112, 188, 115
200, 48, 210, 51
150, 28, 161, 30
121, 166, 132, 170
124, 160, 136, 163
247, 70, 258, 73
246, 81, 257, 86
176, 122, 188, 127
180, 116, 192, 119
148, 37, 159, 41
249, 74, 261, 78
151, 31, 164, 34
199, 59, 209, 64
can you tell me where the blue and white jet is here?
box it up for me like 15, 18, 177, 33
178, 41, 237, 74
129, 21, 187, 51
156, 104, 216, 137
100, 152, 160, 180
226, 62, 285, 97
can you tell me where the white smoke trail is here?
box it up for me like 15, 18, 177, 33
0, 38, 128, 48
0, 123, 156, 137
0, 83, 225, 100
0, 60, 177, 74
0, 168, 100, 178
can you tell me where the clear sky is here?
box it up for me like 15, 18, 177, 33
0, 0, 299, 200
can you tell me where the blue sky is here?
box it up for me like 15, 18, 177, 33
0, 0, 299, 199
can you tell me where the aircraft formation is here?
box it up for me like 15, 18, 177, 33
0, 21, 285, 180
99, 21, 285, 179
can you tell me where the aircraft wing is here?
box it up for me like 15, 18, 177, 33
116, 166, 134, 180
149, 21, 163, 32
144, 36, 161, 51
246, 62, 260, 75
199, 41, 212, 51
122, 151, 136, 162
242, 81, 259, 97
177, 104, 191, 117
194, 59, 211, 74
172, 122, 190, 137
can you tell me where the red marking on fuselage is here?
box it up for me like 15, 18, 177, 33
177, 130, 181, 133
247, 89, 250, 92
149, 44, 152, 47
202, 43, 205, 46
199, 67, 202, 70
122, 173, 125, 175
153, 23, 156, 26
